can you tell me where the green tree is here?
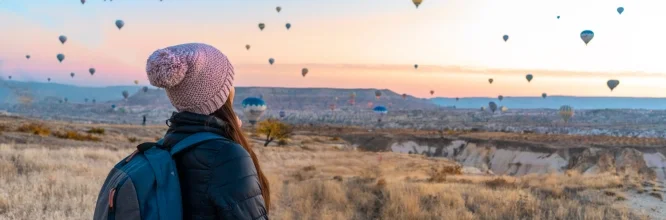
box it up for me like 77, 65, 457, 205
256, 118, 293, 146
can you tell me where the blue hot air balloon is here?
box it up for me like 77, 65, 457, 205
580, 30, 594, 45
242, 97, 267, 126
115, 20, 125, 30
269, 58, 275, 65
111, 104, 116, 109
488, 102, 497, 113
285, 23, 291, 30
57, 54, 65, 63
503, 35, 509, 42
373, 105, 388, 122
557, 15, 560, 19
279, 110, 286, 118
617, 7, 624, 15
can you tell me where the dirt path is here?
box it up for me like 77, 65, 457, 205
625, 181, 666, 220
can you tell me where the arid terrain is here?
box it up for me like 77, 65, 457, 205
0, 115, 664, 220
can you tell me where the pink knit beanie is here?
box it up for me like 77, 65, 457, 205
146, 43, 234, 115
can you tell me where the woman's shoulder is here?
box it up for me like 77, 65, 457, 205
196, 137, 251, 164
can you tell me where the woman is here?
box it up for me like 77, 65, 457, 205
146, 43, 269, 219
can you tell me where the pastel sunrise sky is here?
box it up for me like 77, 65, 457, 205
1, 0, 665, 98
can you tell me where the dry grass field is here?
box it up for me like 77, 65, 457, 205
0, 116, 663, 220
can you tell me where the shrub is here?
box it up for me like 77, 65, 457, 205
53, 131, 101, 142
17, 123, 50, 137
127, 137, 138, 143
277, 139, 288, 146
485, 178, 516, 189
330, 136, 341, 141
427, 165, 462, 183
256, 119, 293, 146
86, 127, 105, 135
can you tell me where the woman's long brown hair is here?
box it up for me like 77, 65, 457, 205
211, 98, 270, 212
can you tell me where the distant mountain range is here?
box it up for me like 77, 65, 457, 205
1, 80, 664, 110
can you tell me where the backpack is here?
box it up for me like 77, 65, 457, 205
93, 132, 225, 220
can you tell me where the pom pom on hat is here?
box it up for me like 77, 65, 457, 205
146, 48, 188, 89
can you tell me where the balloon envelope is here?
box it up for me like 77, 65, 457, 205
276, 6, 281, 13
70, 72, 75, 78
269, 58, 275, 65
607, 79, 620, 91
488, 78, 493, 84
580, 30, 594, 45
89, 68, 95, 75
617, 7, 624, 14
25, 55, 30, 59
526, 74, 533, 82
115, 20, 125, 29
559, 105, 574, 122
59, 35, 67, 44
412, 0, 422, 8
246, 45, 250, 50
488, 102, 497, 113
242, 97, 267, 125
542, 93, 547, 99
503, 35, 509, 42
57, 54, 65, 63
285, 23, 291, 30
301, 68, 308, 77
258, 23, 265, 31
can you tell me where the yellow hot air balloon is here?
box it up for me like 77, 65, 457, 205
134, 80, 139, 85
412, 0, 423, 8
559, 105, 574, 123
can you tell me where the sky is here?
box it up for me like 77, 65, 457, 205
1, 0, 665, 98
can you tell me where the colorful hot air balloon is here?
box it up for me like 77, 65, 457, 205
498, 95, 504, 102
503, 35, 509, 42
134, 80, 139, 85
488, 78, 494, 84
269, 58, 275, 65
25, 55, 30, 60
122, 90, 129, 99
89, 68, 95, 76
559, 105, 574, 122
258, 23, 265, 31
402, 94, 407, 99
301, 68, 308, 77
414, 64, 418, 69
526, 74, 533, 82
607, 79, 620, 91
373, 105, 388, 122
375, 90, 382, 99
276, 6, 282, 13
542, 93, 547, 99
143, 86, 148, 93
617, 7, 624, 15
279, 110, 286, 118
412, 0, 423, 8
246, 44, 250, 50
115, 20, 125, 30
500, 106, 508, 112
285, 23, 291, 30
70, 72, 75, 78
580, 30, 594, 45
488, 102, 497, 113
59, 35, 67, 44
57, 54, 65, 63
242, 97, 267, 126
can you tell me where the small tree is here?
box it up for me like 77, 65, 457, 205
256, 118, 293, 147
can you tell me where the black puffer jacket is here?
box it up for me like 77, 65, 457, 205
162, 111, 268, 220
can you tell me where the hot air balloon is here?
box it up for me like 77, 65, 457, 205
412, 0, 422, 8
349, 92, 356, 105
498, 95, 504, 101
488, 78, 494, 84
57, 54, 65, 63
246, 44, 250, 50
115, 20, 124, 30
526, 74, 533, 82
617, 7, 624, 15
69, 72, 75, 78
559, 105, 574, 122
143, 86, 149, 93
301, 68, 308, 77
85, 98, 89, 103
92, 99, 96, 104
414, 64, 418, 69
480, 106, 486, 111
242, 97, 267, 126
503, 35, 509, 42
488, 102, 497, 113
279, 110, 286, 118
500, 106, 508, 112
258, 23, 265, 31
285, 23, 291, 30
8, 76, 11, 80
375, 90, 382, 99
402, 94, 407, 100
64, 98, 68, 103
59, 100, 63, 104
47, 78, 51, 82
59, 35, 67, 44
456, 97, 459, 101
607, 79, 620, 91
112, 104, 116, 109
134, 80, 139, 85
122, 90, 129, 100
276, 6, 281, 13
373, 105, 388, 122
542, 93, 547, 99
557, 15, 560, 19
25, 55, 30, 60
81, 0, 85, 4
269, 58, 275, 65
580, 30, 594, 45
430, 90, 434, 95
89, 68, 95, 75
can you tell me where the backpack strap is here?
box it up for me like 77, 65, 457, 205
169, 132, 225, 156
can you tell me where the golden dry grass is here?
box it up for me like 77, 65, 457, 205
0, 116, 658, 220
